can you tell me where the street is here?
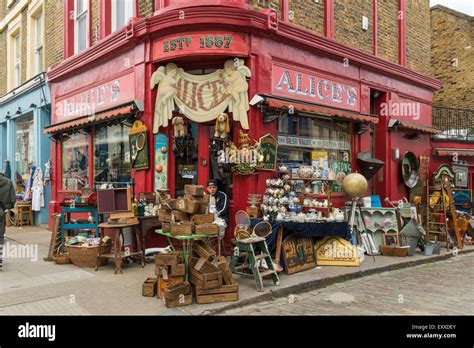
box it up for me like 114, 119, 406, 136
220, 253, 474, 315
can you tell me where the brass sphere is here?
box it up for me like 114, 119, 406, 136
342, 173, 368, 197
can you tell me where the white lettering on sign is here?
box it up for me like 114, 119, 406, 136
278, 135, 349, 150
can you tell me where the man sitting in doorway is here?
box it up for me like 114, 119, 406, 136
206, 179, 229, 225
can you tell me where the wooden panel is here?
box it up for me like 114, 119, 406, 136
282, 233, 316, 274
195, 291, 239, 304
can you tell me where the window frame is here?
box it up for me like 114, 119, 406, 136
34, 12, 43, 74
74, 0, 89, 54
111, 0, 134, 32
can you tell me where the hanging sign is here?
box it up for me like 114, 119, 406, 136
272, 62, 360, 112
153, 32, 249, 61
151, 59, 251, 133
155, 133, 169, 191
129, 121, 149, 170
282, 233, 316, 274
331, 161, 352, 192
257, 134, 277, 171
452, 189, 472, 213
315, 237, 360, 267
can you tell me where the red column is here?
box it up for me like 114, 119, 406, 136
373, 0, 378, 56
324, 0, 335, 40
64, 0, 75, 59
281, 0, 289, 22
398, 0, 406, 66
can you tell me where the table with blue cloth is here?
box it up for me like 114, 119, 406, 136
251, 219, 350, 267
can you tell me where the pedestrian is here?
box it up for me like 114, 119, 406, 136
206, 179, 229, 225
0, 172, 16, 270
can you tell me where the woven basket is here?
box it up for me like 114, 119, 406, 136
66, 243, 112, 268
380, 245, 409, 257
53, 252, 72, 264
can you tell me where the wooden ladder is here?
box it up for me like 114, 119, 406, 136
229, 236, 280, 292
426, 185, 450, 252
441, 174, 463, 249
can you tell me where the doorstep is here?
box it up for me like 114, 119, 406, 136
181, 245, 474, 315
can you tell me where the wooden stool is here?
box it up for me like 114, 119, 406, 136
229, 236, 280, 292
17, 204, 33, 227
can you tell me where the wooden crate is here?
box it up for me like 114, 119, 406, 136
194, 284, 239, 304
195, 223, 219, 236
142, 278, 157, 297
215, 256, 237, 285
191, 213, 215, 225
192, 257, 219, 273
170, 263, 185, 276
158, 210, 172, 222
154, 251, 181, 267
177, 197, 199, 214
160, 199, 177, 211
165, 292, 193, 308
170, 221, 194, 236
184, 185, 204, 196
171, 210, 190, 222
162, 222, 170, 234
157, 275, 183, 299
164, 281, 191, 301
191, 195, 210, 205
380, 245, 409, 257
193, 240, 216, 260
189, 258, 222, 290
197, 205, 209, 214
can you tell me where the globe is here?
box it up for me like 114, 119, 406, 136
342, 173, 368, 197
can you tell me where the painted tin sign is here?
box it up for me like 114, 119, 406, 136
55, 72, 136, 123
272, 62, 360, 112
278, 135, 350, 150
153, 32, 249, 61
155, 134, 169, 191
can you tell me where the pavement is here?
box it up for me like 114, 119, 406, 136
1, 225, 473, 315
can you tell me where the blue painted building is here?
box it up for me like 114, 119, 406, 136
0, 73, 51, 225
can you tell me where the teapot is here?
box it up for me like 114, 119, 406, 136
333, 208, 345, 222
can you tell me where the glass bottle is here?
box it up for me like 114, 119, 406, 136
137, 199, 145, 217
132, 198, 138, 217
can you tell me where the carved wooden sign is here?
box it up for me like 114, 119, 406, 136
314, 237, 360, 267
282, 233, 316, 274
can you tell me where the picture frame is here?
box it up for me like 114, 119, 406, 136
383, 233, 399, 246
129, 120, 149, 171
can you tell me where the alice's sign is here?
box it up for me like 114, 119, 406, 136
151, 59, 251, 133
315, 237, 360, 267
153, 32, 249, 61
272, 63, 360, 112
278, 135, 350, 150
55, 72, 135, 123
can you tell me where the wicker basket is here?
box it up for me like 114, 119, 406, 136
66, 243, 112, 268
380, 245, 409, 257
53, 252, 72, 264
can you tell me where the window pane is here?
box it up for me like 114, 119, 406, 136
113, 0, 133, 30
15, 115, 35, 193
77, 16, 87, 51
93, 123, 131, 184
76, 0, 87, 14
63, 133, 89, 190
35, 13, 43, 47
36, 47, 43, 74
14, 35, 20, 59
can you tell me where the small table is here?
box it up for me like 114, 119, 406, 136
96, 221, 144, 274
155, 229, 214, 281
61, 205, 100, 252
17, 203, 33, 227
136, 216, 161, 259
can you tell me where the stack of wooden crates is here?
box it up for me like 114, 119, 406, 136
159, 185, 219, 236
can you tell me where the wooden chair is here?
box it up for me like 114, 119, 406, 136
17, 203, 33, 227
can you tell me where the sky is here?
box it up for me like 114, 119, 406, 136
430, 0, 474, 16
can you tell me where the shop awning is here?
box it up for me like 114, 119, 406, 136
266, 97, 379, 124
43, 103, 140, 134
389, 119, 442, 134
435, 148, 474, 157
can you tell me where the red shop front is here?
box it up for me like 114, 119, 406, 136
46, 2, 441, 252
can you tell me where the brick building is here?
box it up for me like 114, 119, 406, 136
0, 0, 63, 224
42, 0, 442, 257
430, 5, 474, 191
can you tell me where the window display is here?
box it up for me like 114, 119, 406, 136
94, 123, 131, 183
62, 133, 89, 190
15, 114, 35, 193
277, 114, 352, 192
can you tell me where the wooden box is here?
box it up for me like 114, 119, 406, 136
158, 210, 172, 222
191, 194, 210, 205
162, 222, 170, 234
170, 221, 194, 236
194, 284, 239, 304
195, 223, 219, 236
215, 256, 237, 285
189, 258, 222, 290
164, 281, 191, 301
193, 240, 216, 260
170, 263, 185, 276
142, 278, 157, 297
177, 197, 200, 214
97, 188, 132, 214
154, 251, 182, 267
185, 185, 204, 196
165, 292, 193, 308
172, 210, 190, 222
191, 213, 215, 225
198, 205, 209, 214
380, 245, 409, 257
160, 198, 177, 211
157, 275, 183, 299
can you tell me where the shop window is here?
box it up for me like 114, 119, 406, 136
93, 123, 131, 184
209, 122, 233, 200
277, 114, 352, 192
174, 123, 198, 197
112, 0, 134, 32
74, 0, 88, 53
15, 115, 35, 193
62, 132, 89, 190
